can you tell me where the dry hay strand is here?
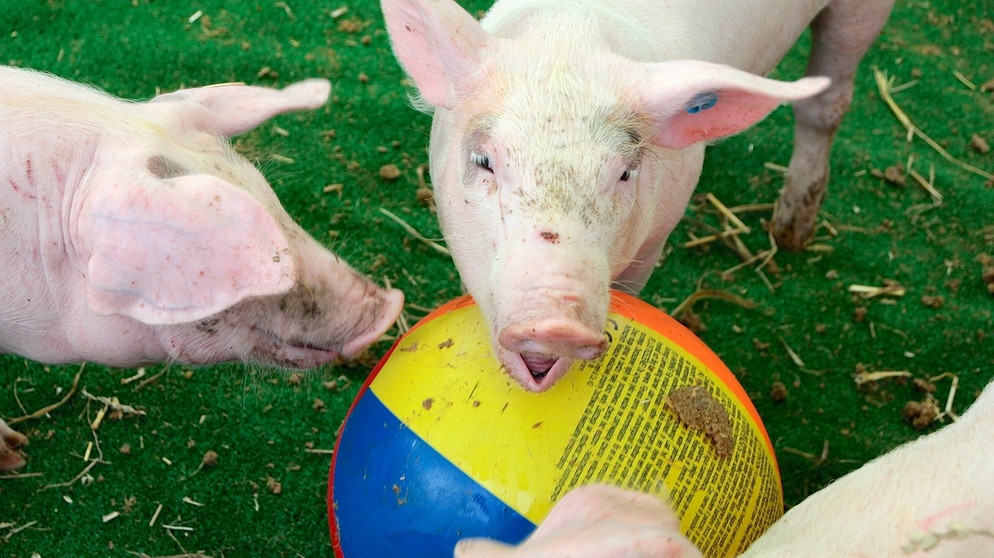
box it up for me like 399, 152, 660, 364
8, 365, 85, 426
378, 207, 450, 256
874, 67, 993, 182
670, 288, 759, 321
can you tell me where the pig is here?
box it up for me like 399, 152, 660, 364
381, 0, 894, 391
0, 66, 405, 471
457, 380, 994, 557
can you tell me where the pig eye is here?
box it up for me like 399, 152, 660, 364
470, 151, 493, 172
620, 169, 636, 182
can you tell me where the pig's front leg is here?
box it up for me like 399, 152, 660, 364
455, 485, 703, 558
0, 419, 28, 472
773, 0, 894, 249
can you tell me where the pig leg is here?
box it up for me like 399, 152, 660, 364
772, 0, 894, 250
0, 419, 28, 472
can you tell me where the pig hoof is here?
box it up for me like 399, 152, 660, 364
772, 225, 810, 251
0, 425, 29, 472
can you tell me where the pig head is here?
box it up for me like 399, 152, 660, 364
0, 67, 402, 373
381, 0, 884, 391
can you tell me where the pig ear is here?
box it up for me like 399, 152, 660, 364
81, 174, 298, 325
637, 61, 830, 150
381, 0, 492, 108
151, 78, 331, 136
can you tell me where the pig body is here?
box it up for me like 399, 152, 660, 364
737, 382, 994, 557
457, 381, 994, 557
0, 67, 404, 470
383, 0, 893, 390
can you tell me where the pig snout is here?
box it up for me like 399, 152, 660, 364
339, 283, 405, 358
264, 267, 405, 367
494, 287, 609, 392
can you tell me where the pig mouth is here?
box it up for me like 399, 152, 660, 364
275, 339, 344, 367
253, 328, 344, 367
503, 352, 574, 393
521, 352, 560, 379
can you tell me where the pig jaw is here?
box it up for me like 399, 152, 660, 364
159, 251, 404, 369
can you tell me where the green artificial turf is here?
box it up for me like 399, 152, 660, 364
1, 1, 992, 556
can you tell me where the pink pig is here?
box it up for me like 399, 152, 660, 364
0, 67, 404, 471
381, 0, 893, 391
457, 381, 994, 557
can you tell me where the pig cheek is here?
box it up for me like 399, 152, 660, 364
268, 272, 394, 350
158, 318, 240, 365
440, 169, 502, 282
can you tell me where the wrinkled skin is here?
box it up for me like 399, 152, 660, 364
0, 67, 405, 470
382, 0, 893, 391
457, 382, 994, 558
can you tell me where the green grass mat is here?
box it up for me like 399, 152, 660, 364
1, 1, 992, 556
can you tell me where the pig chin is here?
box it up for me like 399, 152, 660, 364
160, 286, 404, 369
159, 325, 344, 369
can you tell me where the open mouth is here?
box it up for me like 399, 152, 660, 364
521, 352, 560, 380
503, 352, 574, 392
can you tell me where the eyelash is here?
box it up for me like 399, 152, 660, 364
470, 151, 634, 182
470, 151, 492, 171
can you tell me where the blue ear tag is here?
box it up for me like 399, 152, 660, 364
685, 91, 719, 114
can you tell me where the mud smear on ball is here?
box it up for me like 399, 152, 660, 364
667, 385, 735, 458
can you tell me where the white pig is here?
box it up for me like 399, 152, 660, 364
457, 381, 994, 557
0, 67, 405, 470
381, 0, 894, 391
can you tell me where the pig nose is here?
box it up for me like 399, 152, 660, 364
341, 287, 405, 356
498, 317, 608, 377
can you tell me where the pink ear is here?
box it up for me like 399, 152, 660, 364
81, 174, 298, 325
381, 0, 492, 108
638, 61, 830, 150
150, 78, 331, 137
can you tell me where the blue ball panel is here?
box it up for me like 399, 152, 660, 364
333, 391, 536, 557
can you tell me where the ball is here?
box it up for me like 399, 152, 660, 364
328, 292, 782, 558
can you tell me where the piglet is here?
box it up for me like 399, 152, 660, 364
457, 381, 994, 557
381, 0, 893, 391
0, 67, 405, 470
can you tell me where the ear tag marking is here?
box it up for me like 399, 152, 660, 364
685, 91, 719, 114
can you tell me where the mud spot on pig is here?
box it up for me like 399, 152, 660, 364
147, 155, 188, 178
278, 283, 321, 319
667, 385, 734, 458
195, 317, 220, 335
